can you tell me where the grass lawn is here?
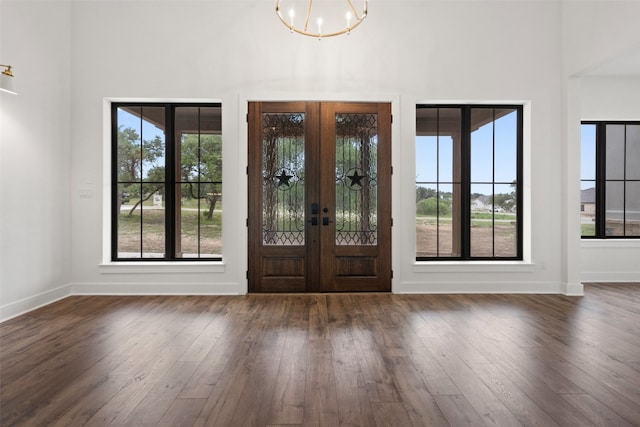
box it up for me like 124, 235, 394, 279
118, 207, 222, 254
417, 212, 516, 228
581, 223, 595, 236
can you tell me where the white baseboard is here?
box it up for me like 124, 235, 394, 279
394, 281, 567, 294
564, 282, 585, 296
581, 272, 640, 283
0, 284, 71, 322
70, 282, 244, 295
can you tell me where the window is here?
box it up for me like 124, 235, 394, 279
581, 121, 640, 238
112, 103, 222, 260
416, 105, 522, 260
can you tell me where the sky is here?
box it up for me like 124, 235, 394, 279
580, 123, 596, 190
120, 106, 523, 196
118, 107, 166, 179
118, 107, 165, 142
415, 110, 518, 196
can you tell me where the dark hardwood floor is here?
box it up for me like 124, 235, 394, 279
1, 283, 640, 426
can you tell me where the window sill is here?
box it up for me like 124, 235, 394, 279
581, 239, 640, 249
412, 260, 536, 273
99, 261, 225, 275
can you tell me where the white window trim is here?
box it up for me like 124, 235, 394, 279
413, 100, 532, 266
100, 97, 226, 272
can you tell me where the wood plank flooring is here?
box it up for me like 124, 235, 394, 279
1, 283, 640, 426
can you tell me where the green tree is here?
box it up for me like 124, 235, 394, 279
180, 134, 223, 219
416, 186, 437, 202
417, 197, 450, 216
117, 126, 164, 216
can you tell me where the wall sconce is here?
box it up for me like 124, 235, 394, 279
1, 64, 17, 95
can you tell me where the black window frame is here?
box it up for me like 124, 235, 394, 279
111, 102, 223, 261
581, 120, 640, 239
416, 104, 523, 261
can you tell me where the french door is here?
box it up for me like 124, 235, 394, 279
248, 101, 391, 292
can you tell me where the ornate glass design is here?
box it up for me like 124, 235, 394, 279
262, 113, 305, 245
335, 113, 378, 245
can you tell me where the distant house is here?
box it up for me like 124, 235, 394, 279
581, 187, 595, 216
471, 195, 491, 211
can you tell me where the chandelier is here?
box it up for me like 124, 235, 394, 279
276, 0, 368, 39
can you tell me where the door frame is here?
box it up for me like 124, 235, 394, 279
243, 98, 398, 293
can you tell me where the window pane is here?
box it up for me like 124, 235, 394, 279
416, 107, 463, 258
581, 182, 596, 237
117, 107, 142, 182
626, 182, 640, 236
471, 109, 494, 183
416, 108, 438, 183
179, 183, 222, 258
439, 136, 454, 183
199, 183, 222, 257
470, 183, 494, 257
470, 182, 517, 257
117, 183, 141, 258
416, 136, 438, 183
141, 107, 165, 181
438, 183, 459, 257
175, 106, 223, 258
180, 183, 198, 256
141, 186, 165, 258
626, 125, 640, 180
581, 124, 596, 180
494, 109, 518, 183
199, 134, 222, 184
580, 124, 597, 237
493, 183, 517, 257
416, 184, 438, 257
605, 181, 624, 236
606, 125, 625, 180
416, 183, 459, 257
416, 108, 461, 184
116, 106, 166, 259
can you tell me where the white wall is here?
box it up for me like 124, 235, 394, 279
561, 0, 640, 285
67, 0, 568, 296
579, 77, 640, 283
561, 1, 640, 77
580, 76, 640, 120
7, 0, 640, 319
0, 1, 72, 320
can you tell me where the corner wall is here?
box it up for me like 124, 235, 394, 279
0, 1, 72, 321
561, 0, 640, 285
579, 77, 640, 283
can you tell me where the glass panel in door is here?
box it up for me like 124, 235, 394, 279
335, 113, 378, 245
261, 113, 306, 246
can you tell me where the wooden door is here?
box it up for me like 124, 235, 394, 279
248, 101, 391, 292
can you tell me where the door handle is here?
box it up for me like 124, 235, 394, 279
309, 217, 318, 226
321, 207, 333, 226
